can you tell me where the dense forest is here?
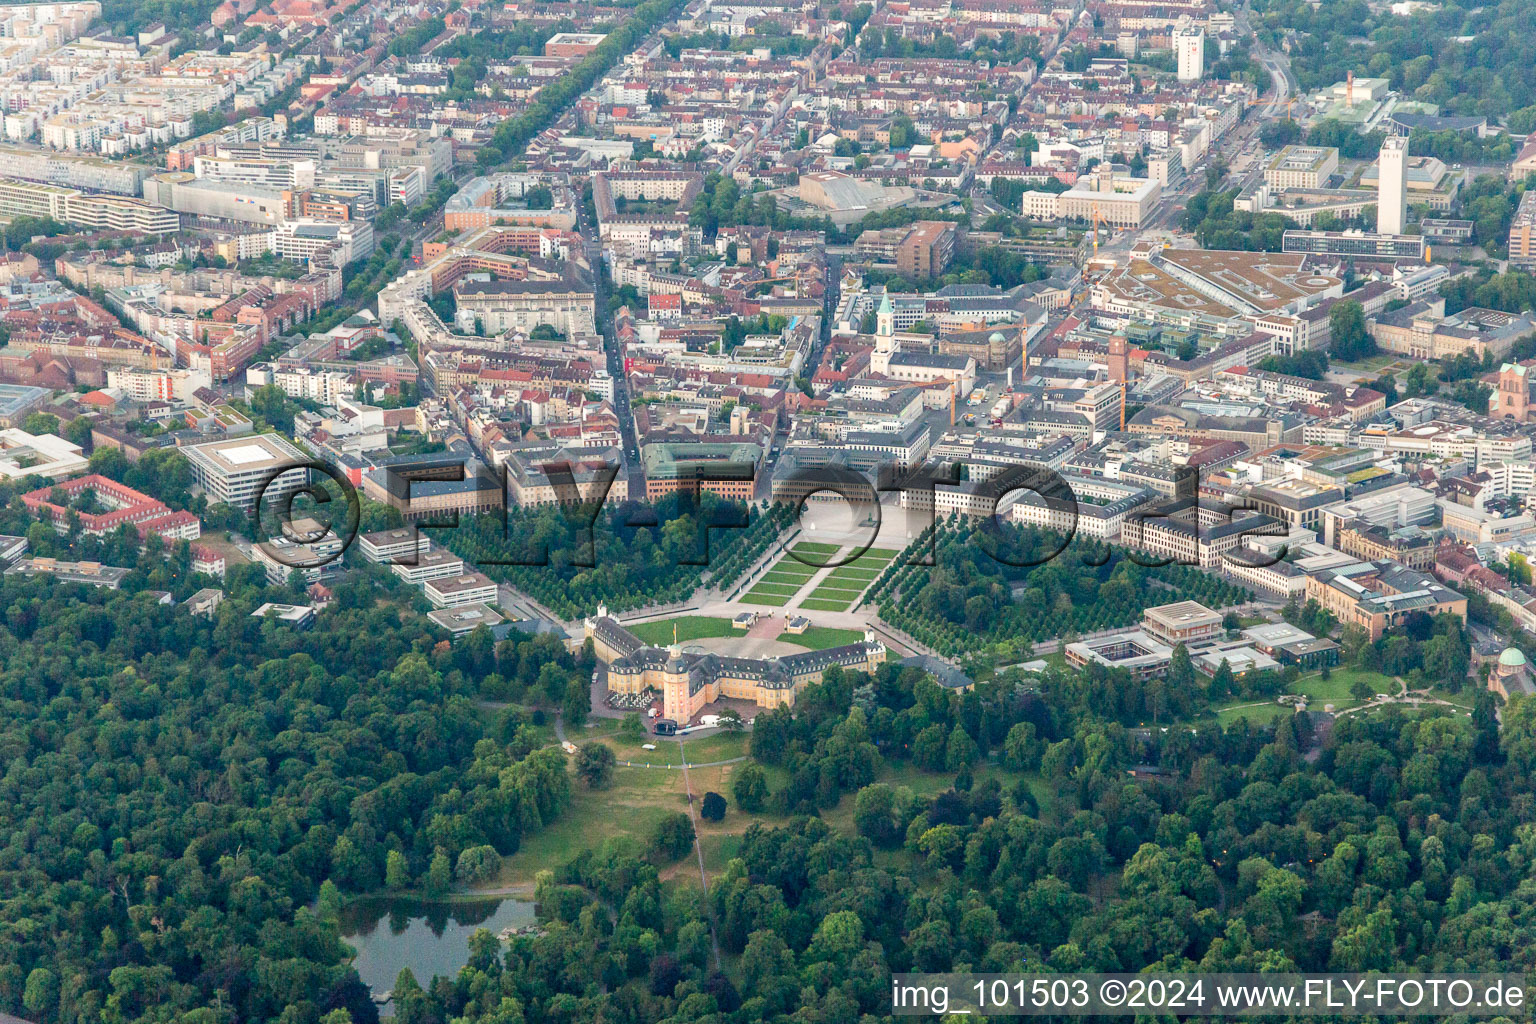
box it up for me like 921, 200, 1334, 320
283, 650, 1534, 1024
1253, 0, 1536, 126
0, 561, 589, 1024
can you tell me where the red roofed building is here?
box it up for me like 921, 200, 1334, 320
22, 475, 201, 542
648, 292, 682, 319
192, 543, 227, 577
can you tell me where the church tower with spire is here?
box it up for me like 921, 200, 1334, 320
876, 291, 894, 339
871, 293, 896, 374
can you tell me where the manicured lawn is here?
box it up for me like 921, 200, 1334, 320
679, 731, 750, 762
755, 578, 809, 592
758, 557, 820, 579
820, 582, 872, 600
838, 558, 893, 573
590, 729, 748, 765
866, 548, 900, 558
792, 541, 840, 554
628, 616, 736, 646
761, 570, 814, 585
1331, 354, 1397, 373
810, 587, 862, 602
746, 582, 803, 595
800, 598, 853, 611
782, 625, 867, 650
766, 556, 819, 573
1293, 667, 1397, 708
740, 592, 791, 606
1429, 686, 1476, 710
827, 566, 880, 580
1211, 667, 1400, 725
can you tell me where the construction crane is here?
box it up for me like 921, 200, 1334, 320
1091, 202, 1105, 256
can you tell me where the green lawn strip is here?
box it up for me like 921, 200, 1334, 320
740, 592, 791, 607
821, 583, 872, 598
808, 593, 862, 607
811, 582, 866, 596
838, 559, 892, 572
767, 557, 820, 571
763, 562, 818, 576
791, 542, 841, 554
627, 617, 736, 646
782, 626, 867, 650
758, 574, 812, 587
800, 598, 852, 611
827, 567, 881, 581
763, 565, 818, 580
1428, 686, 1476, 710
745, 582, 803, 596
746, 584, 799, 596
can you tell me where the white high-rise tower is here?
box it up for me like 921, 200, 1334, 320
1175, 22, 1205, 81
1378, 136, 1408, 236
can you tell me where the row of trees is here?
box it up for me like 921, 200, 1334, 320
868, 519, 1252, 669
476, 0, 684, 168
858, 26, 1041, 67
440, 495, 785, 618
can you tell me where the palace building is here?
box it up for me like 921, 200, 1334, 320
584, 608, 887, 723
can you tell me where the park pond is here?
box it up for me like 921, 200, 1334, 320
339, 895, 536, 1005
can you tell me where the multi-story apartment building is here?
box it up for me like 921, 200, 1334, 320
0, 176, 178, 232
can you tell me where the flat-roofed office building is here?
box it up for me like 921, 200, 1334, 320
184, 434, 309, 512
